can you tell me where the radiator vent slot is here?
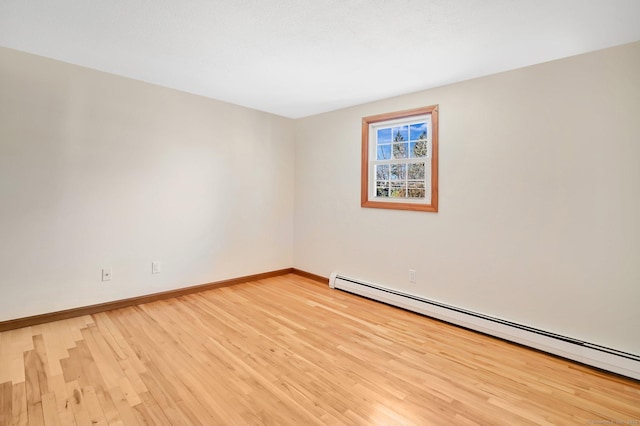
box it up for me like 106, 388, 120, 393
329, 272, 640, 380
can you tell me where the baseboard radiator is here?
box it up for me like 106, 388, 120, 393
329, 273, 640, 380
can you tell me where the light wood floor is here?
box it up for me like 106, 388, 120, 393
0, 274, 638, 425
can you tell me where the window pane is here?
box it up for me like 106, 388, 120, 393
377, 145, 391, 160
408, 162, 425, 179
410, 140, 428, 158
407, 188, 426, 198
376, 181, 389, 197
376, 187, 389, 197
390, 164, 406, 180
408, 181, 425, 198
390, 182, 407, 198
392, 125, 408, 141
376, 164, 389, 180
377, 128, 392, 143
410, 123, 427, 141
393, 142, 408, 159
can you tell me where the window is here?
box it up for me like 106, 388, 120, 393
361, 105, 438, 212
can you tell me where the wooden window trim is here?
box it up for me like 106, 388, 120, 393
361, 105, 439, 212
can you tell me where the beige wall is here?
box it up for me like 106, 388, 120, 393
2, 42, 639, 356
0, 46, 294, 320
294, 42, 640, 354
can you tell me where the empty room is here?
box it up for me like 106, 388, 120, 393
1, 0, 639, 424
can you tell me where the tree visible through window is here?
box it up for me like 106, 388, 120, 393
361, 105, 438, 212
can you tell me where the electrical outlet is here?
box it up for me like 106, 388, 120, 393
102, 268, 112, 282
409, 269, 416, 283
152, 261, 161, 274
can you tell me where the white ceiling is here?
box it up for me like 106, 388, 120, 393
1, 1, 639, 118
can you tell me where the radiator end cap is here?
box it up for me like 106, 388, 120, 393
329, 272, 338, 289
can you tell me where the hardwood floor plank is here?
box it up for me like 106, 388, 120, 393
0, 381, 12, 426
133, 370, 187, 425
65, 316, 94, 343
131, 388, 171, 425
40, 322, 70, 378
81, 386, 109, 426
64, 380, 91, 426
106, 385, 140, 426
0, 327, 33, 385
92, 313, 145, 376
24, 343, 45, 426
108, 310, 204, 424
46, 375, 74, 426
40, 393, 61, 426
81, 326, 123, 390
10, 382, 27, 426
0, 274, 638, 424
